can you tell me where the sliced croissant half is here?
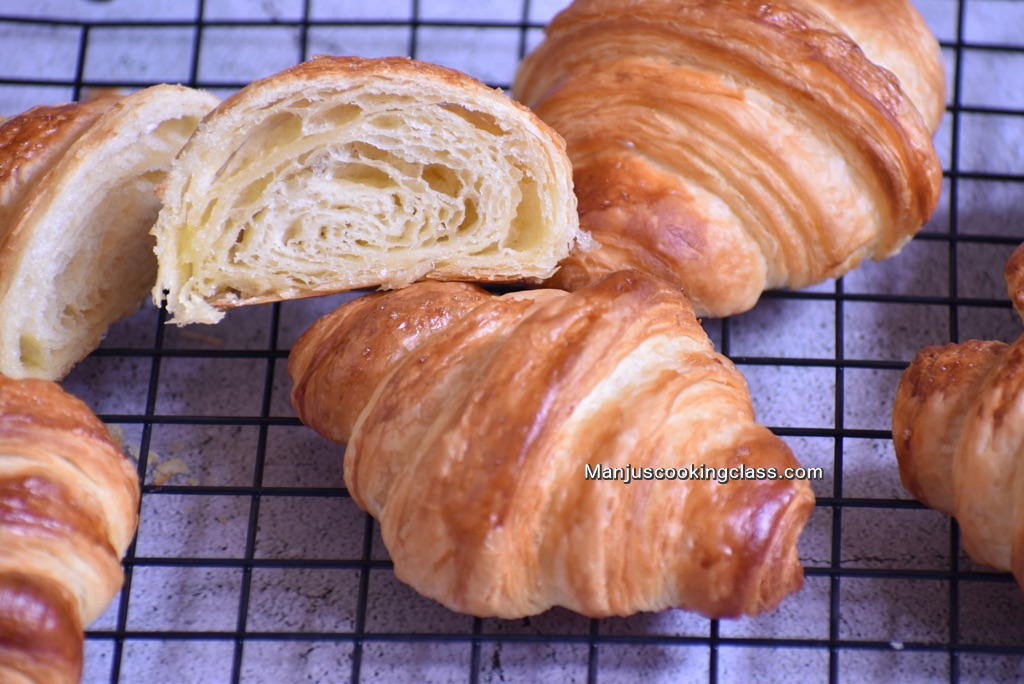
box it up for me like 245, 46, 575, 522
152, 55, 586, 326
0, 85, 219, 380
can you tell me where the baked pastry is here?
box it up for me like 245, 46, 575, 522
1005, 242, 1024, 322
512, 0, 945, 318
152, 55, 587, 326
289, 270, 816, 619
0, 85, 219, 380
0, 374, 140, 684
893, 244, 1024, 585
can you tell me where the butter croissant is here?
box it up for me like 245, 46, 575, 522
893, 244, 1024, 585
289, 270, 815, 619
0, 85, 218, 380
0, 375, 140, 684
152, 55, 586, 326
512, 0, 945, 318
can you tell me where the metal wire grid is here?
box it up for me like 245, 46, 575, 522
1, 0, 1023, 682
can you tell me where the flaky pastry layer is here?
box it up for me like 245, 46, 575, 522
0, 375, 140, 684
0, 86, 218, 380
513, 0, 944, 318
153, 55, 586, 326
290, 270, 815, 620
893, 244, 1024, 586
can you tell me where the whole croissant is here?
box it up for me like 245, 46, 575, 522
512, 0, 945, 318
289, 270, 815, 619
893, 244, 1024, 585
0, 375, 140, 683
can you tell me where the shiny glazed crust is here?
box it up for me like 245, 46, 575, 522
0, 375, 140, 684
289, 270, 815, 619
153, 55, 587, 326
512, 0, 944, 318
893, 244, 1024, 584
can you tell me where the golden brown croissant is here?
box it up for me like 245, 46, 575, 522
0, 85, 219, 380
0, 375, 140, 683
289, 270, 815, 619
153, 55, 588, 326
893, 244, 1024, 585
512, 0, 945, 318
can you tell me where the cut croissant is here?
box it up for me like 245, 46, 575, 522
152, 55, 586, 326
512, 0, 945, 318
0, 85, 219, 380
893, 244, 1024, 585
289, 270, 815, 619
0, 374, 140, 684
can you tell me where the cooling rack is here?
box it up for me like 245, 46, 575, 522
1, 0, 1022, 682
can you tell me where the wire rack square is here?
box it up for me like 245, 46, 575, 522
134, 493, 253, 558
245, 567, 362, 633
83, 26, 196, 84
239, 640, 355, 683
126, 565, 244, 631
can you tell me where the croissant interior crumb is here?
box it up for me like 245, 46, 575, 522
156, 59, 580, 326
3, 105, 210, 379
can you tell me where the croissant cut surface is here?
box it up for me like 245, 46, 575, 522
290, 270, 816, 619
0, 375, 140, 684
0, 86, 219, 380
153, 55, 586, 326
513, 0, 945, 318
893, 244, 1024, 586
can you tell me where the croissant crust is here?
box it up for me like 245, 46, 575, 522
893, 244, 1024, 584
0, 375, 140, 684
513, 0, 944, 318
290, 270, 815, 619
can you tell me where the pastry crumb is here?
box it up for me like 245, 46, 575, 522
152, 456, 190, 485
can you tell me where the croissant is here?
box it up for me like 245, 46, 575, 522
152, 55, 587, 326
893, 244, 1024, 586
289, 270, 816, 619
512, 0, 945, 318
0, 85, 219, 380
0, 375, 140, 683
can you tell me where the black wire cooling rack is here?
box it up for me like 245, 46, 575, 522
1, 0, 1023, 682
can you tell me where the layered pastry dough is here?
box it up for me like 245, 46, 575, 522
0, 375, 140, 684
0, 86, 218, 380
513, 0, 945, 318
289, 270, 815, 619
893, 244, 1024, 586
152, 55, 585, 326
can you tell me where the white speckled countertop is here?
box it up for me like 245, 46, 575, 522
1, 0, 1023, 682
